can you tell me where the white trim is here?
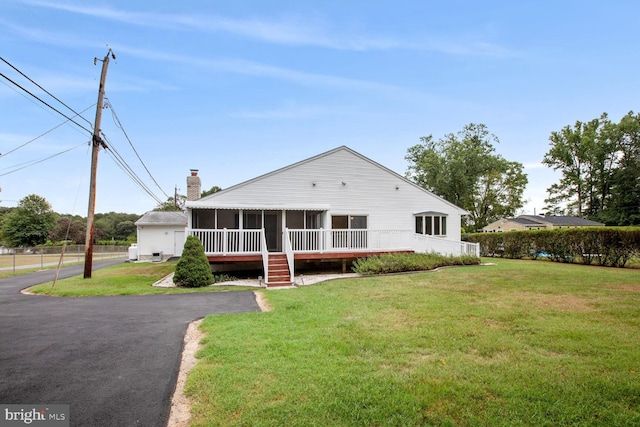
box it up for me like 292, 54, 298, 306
186, 202, 331, 211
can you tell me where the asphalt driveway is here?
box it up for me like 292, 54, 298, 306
0, 260, 261, 426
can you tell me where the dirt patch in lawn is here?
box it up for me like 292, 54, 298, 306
512, 291, 594, 312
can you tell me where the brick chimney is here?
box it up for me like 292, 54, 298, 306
186, 169, 201, 201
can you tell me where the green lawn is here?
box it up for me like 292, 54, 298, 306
28, 262, 253, 296
187, 259, 640, 426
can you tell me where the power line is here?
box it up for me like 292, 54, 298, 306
0, 56, 93, 128
0, 104, 95, 159
100, 132, 165, 206
104, 99, 171, 200
0, 142, 88, 177
0, 72, 93, 134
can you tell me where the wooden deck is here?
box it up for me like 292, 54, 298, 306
206, 249, 413, 264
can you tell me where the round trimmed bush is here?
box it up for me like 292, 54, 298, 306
174, 235, 214, 287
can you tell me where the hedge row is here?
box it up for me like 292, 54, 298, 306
465, 228, 640, 267
352, 252, 480, 275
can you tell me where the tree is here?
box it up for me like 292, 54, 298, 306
49, 217, 86, 244
1, 194, 56, 246
406, 123, 528, 231
600, 112, 640, 225
542, 112, 640, 225
155, 195, 186, 211
201, 185, 222, 198
94, 212, 139, 241
542, 114, 617, 217
173, 235, 214, 287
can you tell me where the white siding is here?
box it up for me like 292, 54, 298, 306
137, 225, 184, 260
191, 147, 466, 242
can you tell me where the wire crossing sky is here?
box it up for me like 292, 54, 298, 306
1, 0, 640, 214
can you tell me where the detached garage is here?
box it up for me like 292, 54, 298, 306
134, 211, 187, 261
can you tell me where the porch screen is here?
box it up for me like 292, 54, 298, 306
331, 215, 367, 248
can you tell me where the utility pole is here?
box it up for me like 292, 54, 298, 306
84, 49, 115, 279
174, 186, 178, 210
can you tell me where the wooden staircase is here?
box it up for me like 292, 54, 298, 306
266, 253, 292, 287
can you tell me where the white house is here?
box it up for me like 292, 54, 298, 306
134, 211, 187, 261
184, 146, 478, 286
483, 215, 605, 232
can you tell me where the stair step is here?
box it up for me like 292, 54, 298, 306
266, 253, 291, 287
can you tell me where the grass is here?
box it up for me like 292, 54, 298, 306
186, 259, 640, 426
0, 252, 126, 278
28, 262, 254, 296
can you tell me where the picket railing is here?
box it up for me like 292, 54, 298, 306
287, 229, 412, 253
187, 229, 262, 255
187, 228, 478, 257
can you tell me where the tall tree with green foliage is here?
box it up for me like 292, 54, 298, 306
1, 194, 56, 246
542, 112, 640, 225
602, 112, 640, 224
406, 123, 528, 231
542, 114, 617, 217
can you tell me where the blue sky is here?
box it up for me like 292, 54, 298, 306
1, 0, 639, 215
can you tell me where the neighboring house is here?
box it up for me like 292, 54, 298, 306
184, 146, 478, 286
134, 211, 187, 261
482, 215, 605, 232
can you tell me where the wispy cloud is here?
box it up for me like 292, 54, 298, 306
113, 44, 418, 97
24, 0, 513, 56
1, 17, 417, 97
231, 105, 351, 120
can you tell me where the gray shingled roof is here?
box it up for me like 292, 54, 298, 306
135, 211, 187, 226
518, 215, 604, 226
510, 216, 544, 226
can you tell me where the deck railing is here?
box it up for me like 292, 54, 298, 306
287, 228, 413, 253
188, 228, 263, 255
260, 231, 269, 284
283, 230, 295, 282
187, 228, 479, 257
411, 233, 480, 257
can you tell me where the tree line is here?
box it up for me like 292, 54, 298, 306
406, 112, 640, 231
0, 185, 223, 248
0, 194, 139, 247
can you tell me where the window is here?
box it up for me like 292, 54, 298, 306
415, 213, 447, 236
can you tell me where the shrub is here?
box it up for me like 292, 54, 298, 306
174, 235, 214, 287
465, 227, 640, 268
352, 252, 480, 275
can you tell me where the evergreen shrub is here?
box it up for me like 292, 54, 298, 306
174, 235, 214, 287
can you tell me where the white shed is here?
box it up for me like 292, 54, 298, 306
134, 211, 187, 261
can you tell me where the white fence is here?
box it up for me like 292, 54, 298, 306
287, 229, 412, 253
188, 229, 263, 255
187, 228, 479, 257
411, 233, 480, 257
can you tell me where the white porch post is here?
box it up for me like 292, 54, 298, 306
238, 209, 244, 251
281, 210, 287, 252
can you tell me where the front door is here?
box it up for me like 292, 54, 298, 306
264, 212, 280, 252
